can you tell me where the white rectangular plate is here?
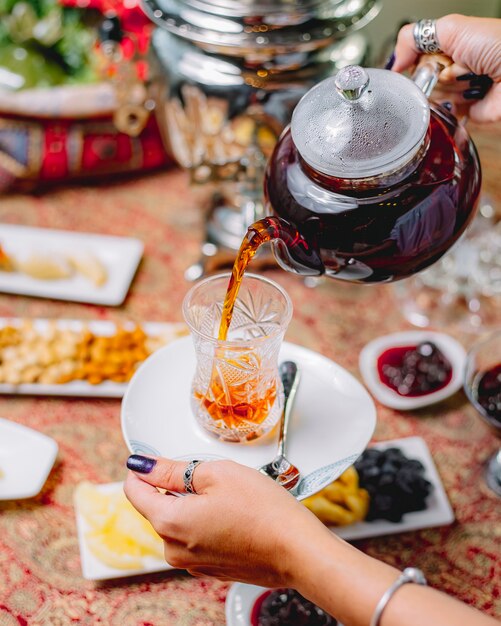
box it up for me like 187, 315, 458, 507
0, 224, 143, 305
333, 437, 454, 541
0, 318, 187, 397
74, 481, 172, 581
0, 417, 58, 500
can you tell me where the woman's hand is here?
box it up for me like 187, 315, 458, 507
124, 455, 501, 626
124, 456, 329, 587
393, 15, 501, 122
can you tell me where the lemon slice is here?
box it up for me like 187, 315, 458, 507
85, 530, 144, 570
76, 481, 165, 570
15, 252, 73, 280
69, 253, 107, 287
75, 481, 119, 529
114, 499, 164, 558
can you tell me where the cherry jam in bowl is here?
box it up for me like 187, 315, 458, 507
251, 589, 336, 626
359, 331, 467, 410
225, 583, 340, 626
377, 342, 452, 397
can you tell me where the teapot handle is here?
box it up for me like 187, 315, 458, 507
412, 53, 452, 98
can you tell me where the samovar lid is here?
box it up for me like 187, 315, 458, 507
183, 0, 324, 18
141, 0, 380, 55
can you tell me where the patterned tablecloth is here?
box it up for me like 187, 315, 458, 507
0, 122, 500, 625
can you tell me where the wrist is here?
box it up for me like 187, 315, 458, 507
275, 509, 330, 589
279, 511, 348, 593
283, 519, 400, 624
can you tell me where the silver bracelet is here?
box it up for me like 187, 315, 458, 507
370, 567, 427, 626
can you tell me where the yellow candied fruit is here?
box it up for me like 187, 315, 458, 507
75, 481, 164, 570
303, 466, 370, 526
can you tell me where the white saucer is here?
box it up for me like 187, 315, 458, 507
359, 331, 467, 410
0, 417, 58, 499
225, 583, 344, 626
121, 336, 376, 500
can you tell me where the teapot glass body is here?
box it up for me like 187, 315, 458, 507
264, 105, 481, 283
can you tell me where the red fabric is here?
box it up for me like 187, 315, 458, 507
0, 113, 171, 192
41, 124, 70, 180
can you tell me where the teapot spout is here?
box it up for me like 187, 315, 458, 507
251, 216, 324, 276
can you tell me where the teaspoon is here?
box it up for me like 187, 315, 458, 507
259, 361, 301, 490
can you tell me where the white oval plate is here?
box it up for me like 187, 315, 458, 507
359, 331, 467, 411
121, 336, 376, 500
226, 583, 344, 626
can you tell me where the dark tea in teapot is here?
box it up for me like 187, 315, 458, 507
264, 108, 481, 283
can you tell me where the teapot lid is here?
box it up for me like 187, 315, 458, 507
291, 65, 430, 179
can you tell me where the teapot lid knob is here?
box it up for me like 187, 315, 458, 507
334, 65, 369, 101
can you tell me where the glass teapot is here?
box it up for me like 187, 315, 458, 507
261, 63, 481, 283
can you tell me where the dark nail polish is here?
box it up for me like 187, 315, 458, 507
384, 52, 395, 70
127, 454, 157, 473
456, 72, 477, 81
469, 76, 493, 89
442, 101, 453, 111
476, 76, 493, 88
463, 88, 487, 100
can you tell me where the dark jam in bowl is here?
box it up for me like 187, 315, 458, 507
251, 589, 337, 626
377, 341, 453, 397
473, 364, 501, 428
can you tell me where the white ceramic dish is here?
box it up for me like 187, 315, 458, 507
0, 224, 143, 305
0, 417, 58, 499
359, 330, 467, 410
226, 583, 344, 626
0, 318, 187, 397
74, 481, 172, 581
333, 436, 454, 541
121, 336, 377, 501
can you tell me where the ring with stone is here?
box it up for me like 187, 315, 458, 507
183, 459, 203, 494
413, 19, 442, 54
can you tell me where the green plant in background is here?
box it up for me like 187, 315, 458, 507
0, 0, 100, 89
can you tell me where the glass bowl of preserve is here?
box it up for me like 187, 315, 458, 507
464, 329, 501, 497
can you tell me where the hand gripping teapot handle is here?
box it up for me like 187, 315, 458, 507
412, 53, 453, 98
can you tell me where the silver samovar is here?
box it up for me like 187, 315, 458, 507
143, 0, 380, 279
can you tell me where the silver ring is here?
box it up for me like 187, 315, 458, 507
183, 460, 203, 494
413, 19, 442, 54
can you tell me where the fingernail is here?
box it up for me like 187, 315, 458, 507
456, 72, 477, 81
384, 51, 395, 70
441, 101, 453, 111
463, 88, 487, 100
127, 454, 157, 473
471, 75, 494, 88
